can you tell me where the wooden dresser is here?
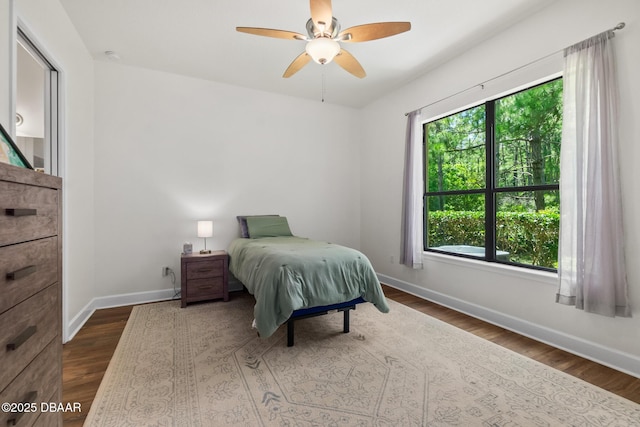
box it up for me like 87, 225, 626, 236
0, 162, 62, 427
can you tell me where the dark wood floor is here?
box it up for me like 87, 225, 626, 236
62, 285, 640, 425
62, 304, 134, 426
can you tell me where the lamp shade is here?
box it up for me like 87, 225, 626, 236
197, 220, 213, 238
305, 37, 340, 64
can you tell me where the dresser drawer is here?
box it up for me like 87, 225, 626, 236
0, 237, 58, 315
186, 259, 224, 279
33, 411, 62, 427
0, 339, 61, 427
33, 412, 61, 427
0, 285, 59, 392
186, 277, 225, 299
0, 181, 59, 247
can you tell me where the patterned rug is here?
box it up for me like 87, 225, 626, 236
84, 293, 640, 426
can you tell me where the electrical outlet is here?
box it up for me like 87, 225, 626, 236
390, 255, 395, 264
162, 267, 171, 277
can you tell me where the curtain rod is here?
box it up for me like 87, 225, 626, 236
404, 22, 626, 116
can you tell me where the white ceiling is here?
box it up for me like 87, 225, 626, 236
59, 0, 556, 108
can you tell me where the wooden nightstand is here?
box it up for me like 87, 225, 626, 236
180, 250, 229, 308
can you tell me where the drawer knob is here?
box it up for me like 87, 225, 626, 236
6, 326, 37, 351
5, 208, 37, 217
6, 265, 37, 281
6, 391, 38, 426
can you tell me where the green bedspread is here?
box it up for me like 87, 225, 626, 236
228, 236, 389, 338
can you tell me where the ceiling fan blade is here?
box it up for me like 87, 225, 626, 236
236, 27, 306, 41
310, 0, 333, 31
339, 22, 411, 42
334, 49, 366, 78
283, 52, 312, 78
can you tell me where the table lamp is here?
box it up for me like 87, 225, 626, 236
197, 220, 213, 254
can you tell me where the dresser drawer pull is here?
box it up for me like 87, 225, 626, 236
6, 265, 37, 281
5, 208, 37, 217
6, 326, 37, 351
6, 391, 38, 426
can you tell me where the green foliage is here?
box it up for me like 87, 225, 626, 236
424, 79, 562, 204
428, 210, 559, 268
428, 211, 485, 247
425, 105, 486, 193
495, 79, 563, 210
496, 210, 559, 268
428, 193, 484, 213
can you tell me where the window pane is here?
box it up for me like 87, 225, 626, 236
496, 190, 559, 269
495, 79, 562, 189
425, 105, 486, 192
426, 194, 485, 255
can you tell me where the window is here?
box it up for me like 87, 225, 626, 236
423, 78, 562, 270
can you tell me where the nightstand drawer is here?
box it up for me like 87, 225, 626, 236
186, 259, 224, 279
0, 237, 58, 314
0, 181, 59, 247
186, 277, 224, 298
0, 284, 59, 392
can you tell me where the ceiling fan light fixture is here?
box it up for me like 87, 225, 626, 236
305, 37, 340, 64
237, 0, 411, 78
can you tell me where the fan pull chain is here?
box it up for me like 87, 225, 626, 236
321, 73, 326, 103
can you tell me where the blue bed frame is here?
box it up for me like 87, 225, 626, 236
286, 297, 365, 347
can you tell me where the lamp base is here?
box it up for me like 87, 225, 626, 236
200, 249, 212, 254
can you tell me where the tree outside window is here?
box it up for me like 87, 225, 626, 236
424, 78, 562, 270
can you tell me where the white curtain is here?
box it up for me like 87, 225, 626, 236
556, 30, 630, 317
400, 110, 424, 269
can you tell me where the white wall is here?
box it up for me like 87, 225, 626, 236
15, 0, 96, 342
360, 0, 640, 377
93, 61, 362, 297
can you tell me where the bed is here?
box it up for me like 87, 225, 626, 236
228, 215, 389, 346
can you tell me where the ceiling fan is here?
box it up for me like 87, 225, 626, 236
236, 0, 411, 79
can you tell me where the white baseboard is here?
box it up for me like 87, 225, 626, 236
378, 273, 640, 380
65, 288, 177, 342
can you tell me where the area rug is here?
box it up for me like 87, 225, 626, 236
84, 293, 640, 426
